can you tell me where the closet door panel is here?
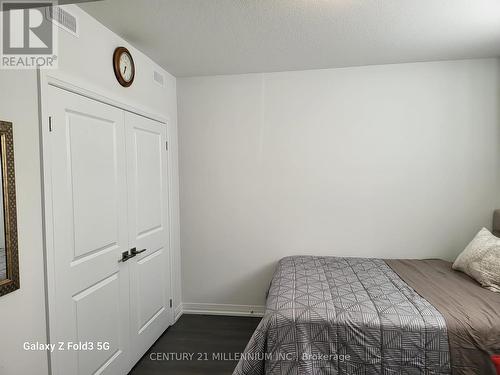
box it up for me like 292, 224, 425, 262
69, 114, 119, 259
73, 274, 121, 375
125, 112, 172, 364
135, 129, 163, 235
48, 86, 131, 375
136, 249, 165, 328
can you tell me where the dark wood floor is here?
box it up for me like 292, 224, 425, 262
129, 314, 261, 375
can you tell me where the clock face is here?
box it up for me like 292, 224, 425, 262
119, 52, 133, 82
113, 47, 135, 87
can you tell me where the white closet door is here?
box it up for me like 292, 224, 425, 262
47, 86, 131, 375
125, 112, 172, 364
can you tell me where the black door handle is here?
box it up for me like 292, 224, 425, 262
130, 247, 147, 255
118, 250, 136, 263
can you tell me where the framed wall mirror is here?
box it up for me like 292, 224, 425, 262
0, 121, 19, 297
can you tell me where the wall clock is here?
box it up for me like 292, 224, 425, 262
113, 47, 135, 87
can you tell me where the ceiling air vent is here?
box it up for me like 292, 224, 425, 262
46, 6, 78, 37
153, 70, 165, 87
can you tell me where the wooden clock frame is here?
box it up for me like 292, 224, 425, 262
113, 47, 135, 87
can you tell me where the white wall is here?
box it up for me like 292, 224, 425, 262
0, 5, 181, 375
0, 70, 48, 375
178, 58, 500, 310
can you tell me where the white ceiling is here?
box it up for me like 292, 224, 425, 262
79, 0, 500, 77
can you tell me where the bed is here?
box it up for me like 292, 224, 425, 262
234, 224, 500, 375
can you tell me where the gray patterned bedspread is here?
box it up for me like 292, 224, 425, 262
234, 256, 451, 375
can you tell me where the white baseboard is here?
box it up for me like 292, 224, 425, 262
180, 303, 265, 317
174, 303, 183, 322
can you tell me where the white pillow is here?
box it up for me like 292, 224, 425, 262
452, 227, 500, 293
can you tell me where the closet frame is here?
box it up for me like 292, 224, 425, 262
38, 71, 176, 375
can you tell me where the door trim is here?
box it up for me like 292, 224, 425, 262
38, 71, 176, 375
42, 73, 168, 124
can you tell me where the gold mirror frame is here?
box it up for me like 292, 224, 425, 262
0, 121, 19, 297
